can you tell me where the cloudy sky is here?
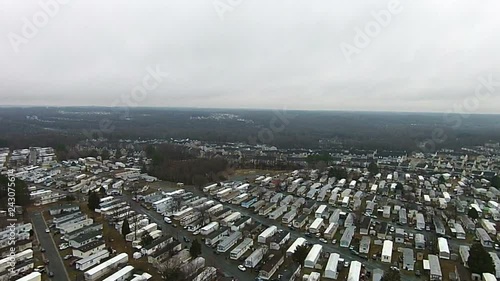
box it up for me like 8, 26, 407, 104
1, 0, 500, 113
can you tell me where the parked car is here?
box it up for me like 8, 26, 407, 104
332, 239, 337, 244
238, 265, 246, 272
45, 228, 50, 233
319, 238, 327, 243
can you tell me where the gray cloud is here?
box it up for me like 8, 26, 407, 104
1, 0, 500, 113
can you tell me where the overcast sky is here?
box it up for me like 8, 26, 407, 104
1, 0, 500, 113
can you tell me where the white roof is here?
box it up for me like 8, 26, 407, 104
85, 253, 128, 276
304, 244, 322, 266
347, 261, 362, 281
102, 265, 134, 281
382, 240, 393, 257
17, 272, 41, 281
316, 205, 327, 213
324, 253, 339, 276
310, 218, 324, 229
259, 225, 277, 238
286, 237, 306, 254
428, 255, 442, 277
438, 237, 449, 254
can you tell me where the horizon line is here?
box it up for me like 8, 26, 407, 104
1, 104, 500, 116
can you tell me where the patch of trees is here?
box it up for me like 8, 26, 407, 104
381, 268, 401, 281
147, 144, 229, 185
0, 175, 30, 208
328, 167, 348, 180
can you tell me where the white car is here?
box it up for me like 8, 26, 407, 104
164, 217, 172, 224
319, 238, 327, 243
193, 230, 200, 235
332, 239, 337, 244
238, 265, 246, 272
59, 244, 69, 250
45, 228, 50, 233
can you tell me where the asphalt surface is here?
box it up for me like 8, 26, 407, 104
32, 212, 70, 281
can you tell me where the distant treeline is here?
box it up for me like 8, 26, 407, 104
1, 107, 500, 152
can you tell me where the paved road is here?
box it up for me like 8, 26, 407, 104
123, 196, 252, 281
32, 212, 70, 281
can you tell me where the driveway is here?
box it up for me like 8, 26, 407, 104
32, 212, 70, 281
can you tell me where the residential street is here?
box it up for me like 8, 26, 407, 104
32, 212, 70, 281
124, 196, 254, 280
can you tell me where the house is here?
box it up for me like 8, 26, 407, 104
141, 235, 173, 256
49, 204, 80, 215
395, 228, 405, 244
489, 252, 500, 278
434, 218, 446, 235
428, 254, 443, 281
340, 226, 355, 248
415, 213, 425, 230
454, 223, 466, 240
438, 238, 450, 260
459, 245, 470, 267
344, 213, 356, 228
359, 216, 372, 235
377, 222, 388, 240
293, 215, 308, 229
415, 233, 425, 249
383, 205, 391, 219
381, 240, 393, 263
69, 230, 101, 248
259, 253, 284, 280
324, 253, 340, 279
399, 208, 407, 225
72, 240, 106, 258
270, 231, 290, 251
402, 248, 415, 271
476, 228, 493, 248
148, 241, 182, 265
304, 244, 322, 268
359, 236, 371, 254
459, 215, 475, 231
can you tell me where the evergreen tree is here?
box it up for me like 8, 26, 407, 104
468, 208, 479, 220
292, 245, 310, 266
492, 176, 500, 189
368, 162, 379, 174
122, 219, 131, 237
141, 233, 154, 246
87, 191, 100, 211
468, 243, 495, 275
189, 239, 202, 258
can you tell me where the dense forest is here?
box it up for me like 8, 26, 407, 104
145, 144, 229, 186
1, 107, 500, 152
